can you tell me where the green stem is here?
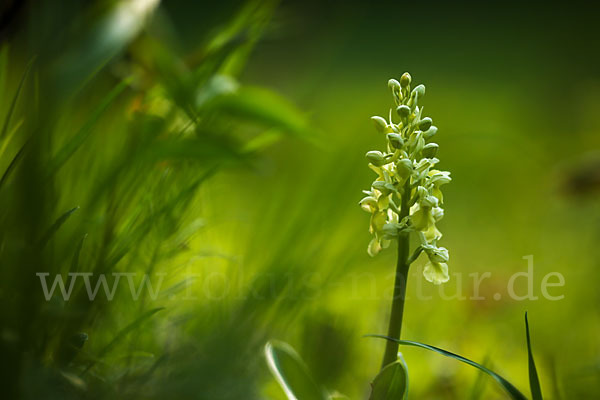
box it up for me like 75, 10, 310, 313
381, 179, 411, 368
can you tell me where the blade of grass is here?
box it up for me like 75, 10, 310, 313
525, 312, 543, 400
0, 118, 23, 157
468, 355, 491, 400
103, 168, 216, 271
0, 138, 28, 191
1, 57, 35, 139
47, 78, 130, 176
366, 335, 528, 400
37, 206, 79, 249
70, 234, 87, 273
215, 86, 315, 143
0, 45, 9, 100
265, 340, 328, 400
82, 307, 165, 375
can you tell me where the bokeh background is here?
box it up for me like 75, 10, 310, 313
0, 0, 599, 398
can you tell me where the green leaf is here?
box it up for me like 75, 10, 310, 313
369, 357, 408, 400
0, 139, 27, 192
37, 206, 80, 249
70, 234, 87, 273
468, 355, 491, 400
525, 312, 543, 400
216, 86, 315, 142
1, 56, 34, 140
367, 335, 528, 400
264, 340, 328, 400
83, 307, 164, 374
47, 79, 130, 176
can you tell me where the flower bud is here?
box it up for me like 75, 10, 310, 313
396, 158, 413, 179
412, 84, 426, 98
387, 133, 404, 149
396, 105, 411, 118
371, 116, 388, 133
388, 79, 401, 92
372, 180, 391, 195
423, 126, 437, 139
422, 143, 439, 158
418, 117, 432, 131
400, 72, 411, 88
366, 150, 386, 166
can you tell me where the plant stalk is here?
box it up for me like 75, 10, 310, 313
381, 180, 411, 368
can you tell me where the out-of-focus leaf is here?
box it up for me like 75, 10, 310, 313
367, 335, 528, 400
0, 57, 33, 190
369, 357, 408, 400
48, 79, 130, 176
0, 139, 27, 191
203, 0, 278, 78
1, 56, 34, 139
70, 234, 87, 273
0, 45, 8, 99
265, 340, 328, 400
242, 129, 282, 153
144, 136, 243, 164
37, 206, 79, 249
52, 0, 159, 95
216, 86, 314, 141
83, 307, 164, 374
468, 355, 491, 400
525, 313, 543, 400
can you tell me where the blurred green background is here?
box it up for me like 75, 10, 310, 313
0, 0, 599, 398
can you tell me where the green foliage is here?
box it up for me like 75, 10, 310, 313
265, 341, 328, 400
368, 335, 528, 400
369, 357, 409, 400
0, 1, 313, 398
525, 313, 543, 400
0, 1, 596, 399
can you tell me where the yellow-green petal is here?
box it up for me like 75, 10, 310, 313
423, 261, 449, 285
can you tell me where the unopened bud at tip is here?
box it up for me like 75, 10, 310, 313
412, 84, 426, 98
388, 79, 401, 91
400, 72, 411, 88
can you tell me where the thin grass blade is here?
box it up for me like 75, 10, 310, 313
82, 307, 165, 374
0, 139, 28, 191
37, 206, 79, 249
47, 79, 130, 176
525, 312, 543, 400
265, 340, 328, 400
1, 57, 34, 139
367, 335, 528, 400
